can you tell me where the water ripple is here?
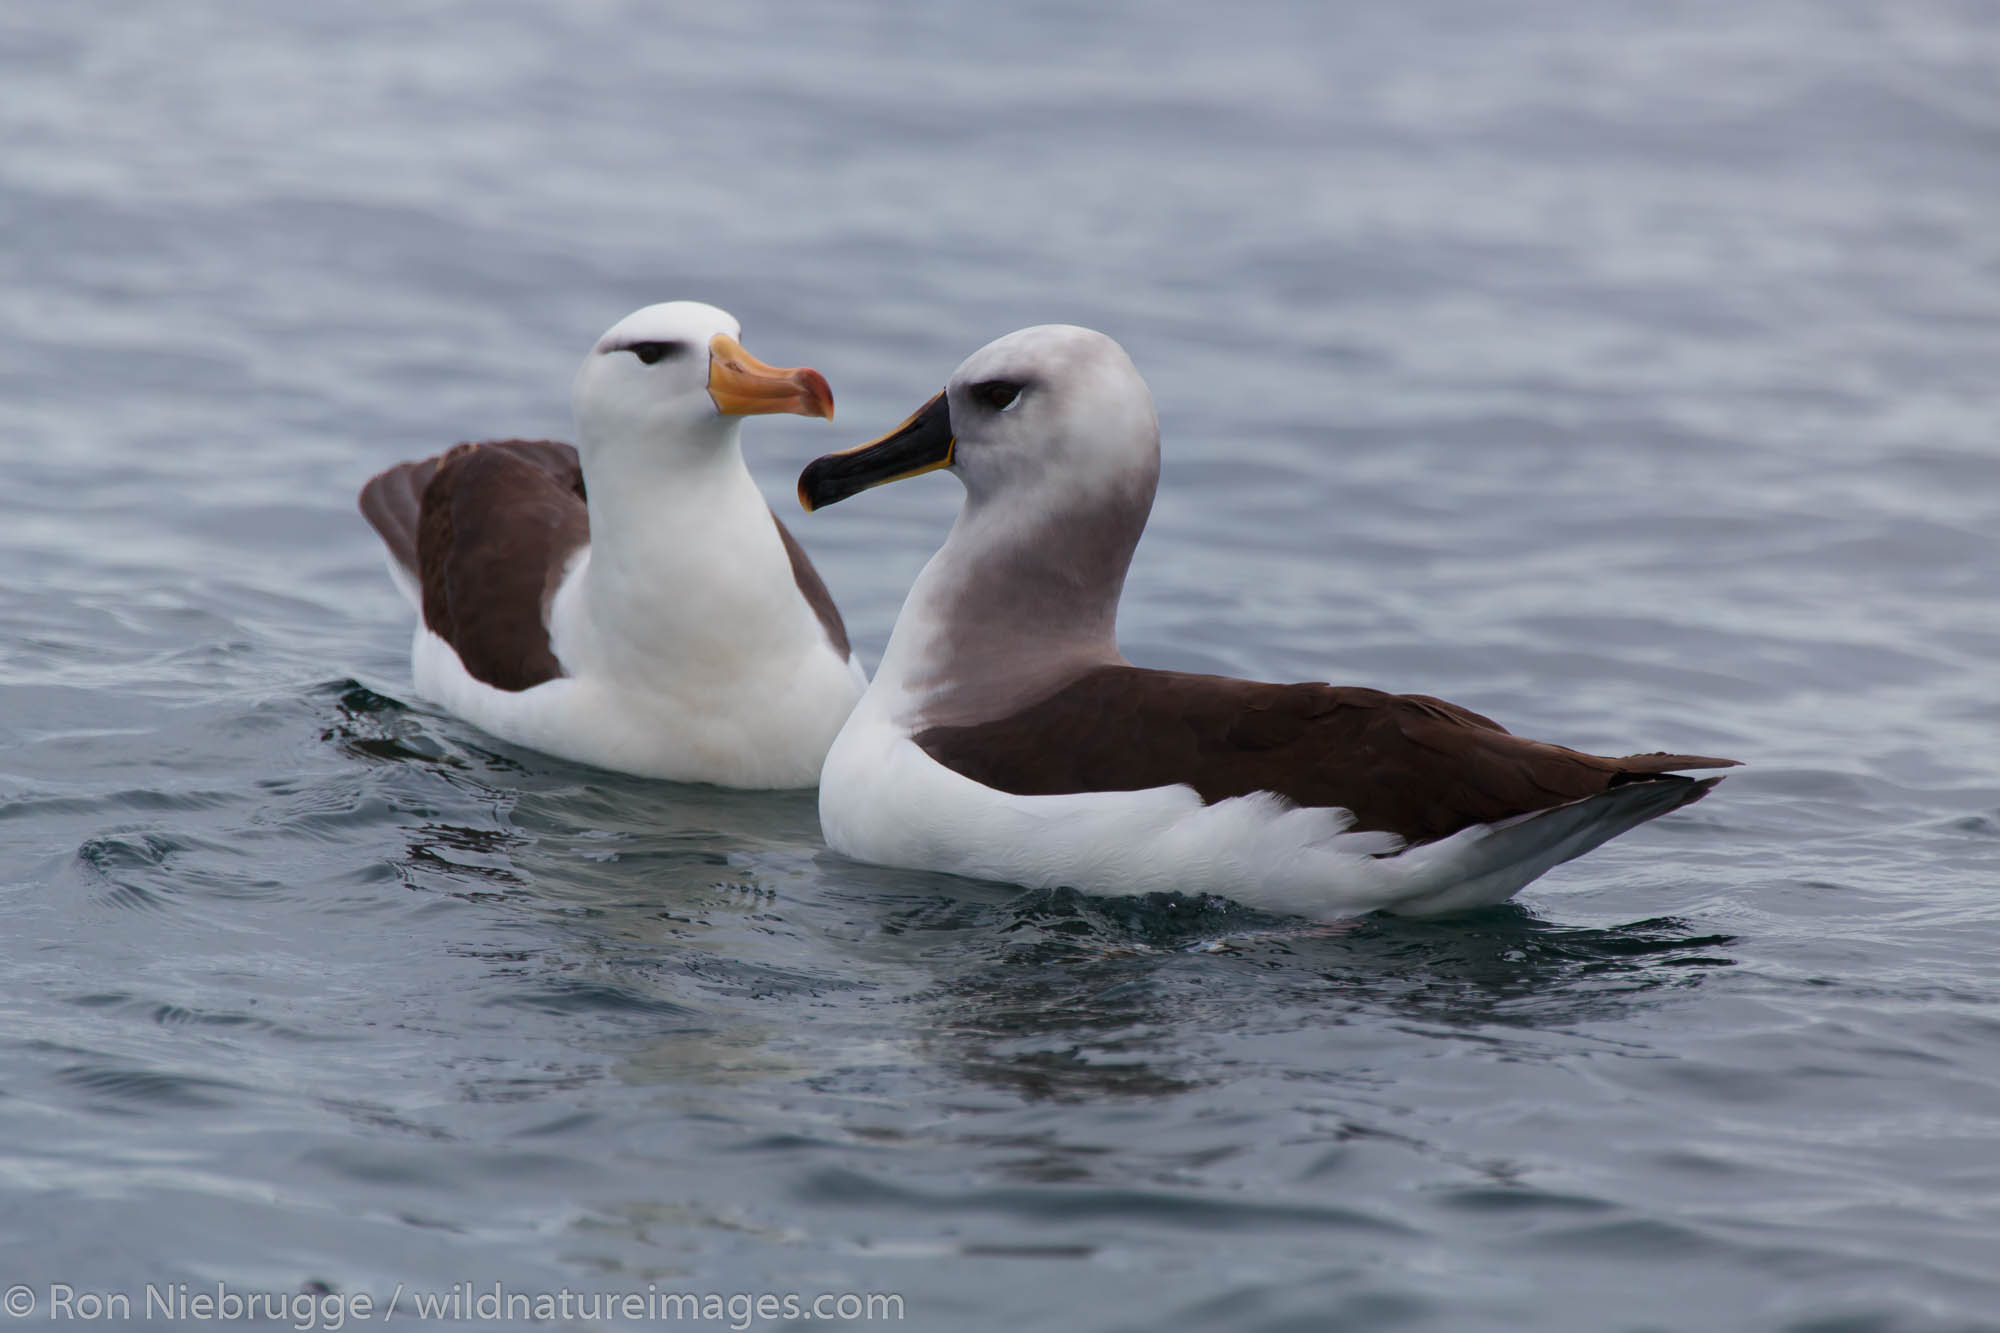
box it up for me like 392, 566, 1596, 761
3, 1, 1999, 1327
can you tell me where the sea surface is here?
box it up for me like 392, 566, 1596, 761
3, 2, 1998, 1329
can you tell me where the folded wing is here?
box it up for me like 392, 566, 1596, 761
914, 665, 1737, 846
359, 439, 588, 693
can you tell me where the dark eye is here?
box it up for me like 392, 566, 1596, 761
973, 380, 1022, 411
627, 341, 683, 365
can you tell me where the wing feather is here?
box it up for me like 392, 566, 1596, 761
914, 666, 1737, 845
361, 439, 588, 693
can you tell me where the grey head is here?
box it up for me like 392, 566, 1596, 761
799, 323, 1159, 517
798, 325, 1162, 721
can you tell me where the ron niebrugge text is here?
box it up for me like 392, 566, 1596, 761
5, 1282, 905, 1329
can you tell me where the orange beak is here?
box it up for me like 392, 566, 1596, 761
706, 333, 834, 421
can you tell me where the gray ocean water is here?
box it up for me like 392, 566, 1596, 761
4, 2, 1999, 1329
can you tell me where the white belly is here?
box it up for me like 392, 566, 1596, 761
411, 623, 864, 789
816, 689, 1673, 918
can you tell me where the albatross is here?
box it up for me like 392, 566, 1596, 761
796, 324, 1736, 917
358, 301, 865, 787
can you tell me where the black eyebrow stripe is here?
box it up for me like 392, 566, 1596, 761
615, 339, 688, 364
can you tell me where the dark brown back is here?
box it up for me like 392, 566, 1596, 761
358, 439, 588, 693
772, 514, 851, 661
360, 439, 853, 690
914, 665, 1737, 846
357, 454, 444, 583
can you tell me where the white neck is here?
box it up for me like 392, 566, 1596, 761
561, 422, 814, 691
579, 416, 745, 559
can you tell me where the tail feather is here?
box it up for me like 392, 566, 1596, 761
1612, 752, 1740, 775
1386, 774, 1724, 917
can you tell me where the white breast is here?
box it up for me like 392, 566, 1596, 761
411, 473, 866, 789
817, 681, 1683, 918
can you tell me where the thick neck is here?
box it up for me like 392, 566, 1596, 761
571, 421, 804, 675
577, 416, 743, 547
878, 486, 1146, 728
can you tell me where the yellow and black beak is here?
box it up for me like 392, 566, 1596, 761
706, 332, 835, 421
797, 390, 954, 512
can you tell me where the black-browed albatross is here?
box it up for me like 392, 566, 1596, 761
359, 301, 864, 787
796, 324, 1736, 917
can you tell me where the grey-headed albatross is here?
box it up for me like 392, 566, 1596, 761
359, 302, 864, 787
796, 324, 1735, 916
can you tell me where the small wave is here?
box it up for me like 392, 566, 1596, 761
55, 1062, 246, 1110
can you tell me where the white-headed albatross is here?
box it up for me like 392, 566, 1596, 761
358, 301, 865, 787
795, 324, 1735, 917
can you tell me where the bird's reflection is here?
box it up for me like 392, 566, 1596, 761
884, 881, 1735, 1108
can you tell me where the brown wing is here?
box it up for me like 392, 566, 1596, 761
771, 512, 851, 661
358, 439, 588, 692
358, 455, 443, 583
913, 665, 1738, 846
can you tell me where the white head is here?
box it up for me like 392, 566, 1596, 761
571, 301, 833, 463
